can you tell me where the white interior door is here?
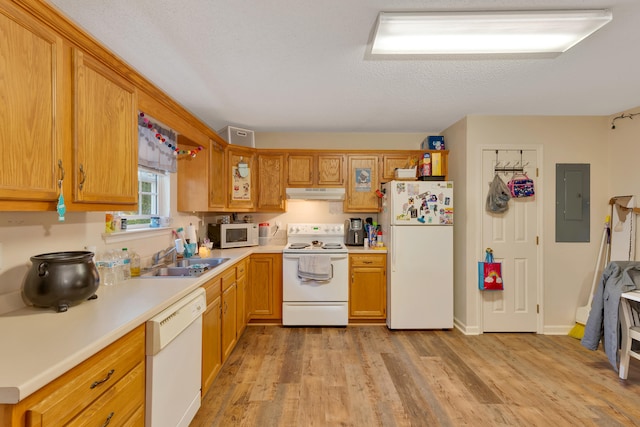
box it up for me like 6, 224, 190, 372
482, 149, 539, 332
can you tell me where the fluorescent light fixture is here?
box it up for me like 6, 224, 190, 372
370, 10, 612, 55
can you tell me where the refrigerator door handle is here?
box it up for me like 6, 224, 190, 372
391, 228, 396, 272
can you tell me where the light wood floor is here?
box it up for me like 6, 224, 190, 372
191, 325, 640, 426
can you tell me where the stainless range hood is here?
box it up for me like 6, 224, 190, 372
285, 187, 346, 201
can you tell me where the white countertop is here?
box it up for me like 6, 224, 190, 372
347, 247, 388, 254
0, 246, 284, 405
0, 243, 385, 404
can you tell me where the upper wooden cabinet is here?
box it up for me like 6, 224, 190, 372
177, 137, 226, 212
0, 4, 64, 209
72, 49, 138, 205
287, 152, 344, 187
209, 139, 226, 210
345, 154, 380, 212
227, 145, 256, 211
257, 153, 286, 211
381, 152, 422, 181
0, 4, 139, 211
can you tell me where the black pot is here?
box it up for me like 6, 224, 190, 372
22, 251, 100, 312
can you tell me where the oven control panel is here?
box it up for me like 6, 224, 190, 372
287, 223, 344, 236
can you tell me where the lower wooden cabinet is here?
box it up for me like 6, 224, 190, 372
200, 257, 249, 398
221, 280, 238, 362
201, 275, 222, 398
0, 325, 145, 427
236, 258, 248, 337
349, 253, 387, 320
248, 253, 283, 321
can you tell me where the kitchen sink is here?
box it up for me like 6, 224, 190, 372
175, 257, 230, 268
140, 266, 203, 278
140, 258, 230, 278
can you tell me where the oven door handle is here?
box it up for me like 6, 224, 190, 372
297, 265, 334, 283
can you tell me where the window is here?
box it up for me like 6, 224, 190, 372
121, 166, 170, 229
138, 169, 159, 215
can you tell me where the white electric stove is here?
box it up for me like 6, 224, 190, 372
282, 223, 349, 326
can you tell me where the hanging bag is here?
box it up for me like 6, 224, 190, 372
507, 173, 535, 198
486, 174, 511, 213
478, 248, 504, 291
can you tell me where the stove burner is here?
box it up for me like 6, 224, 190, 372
289, 243, 310, 249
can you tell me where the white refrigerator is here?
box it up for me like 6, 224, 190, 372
380, 180, 454, 329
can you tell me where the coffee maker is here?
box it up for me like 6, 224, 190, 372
345, 218, 364, 246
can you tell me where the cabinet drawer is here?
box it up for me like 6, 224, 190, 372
67, 362, 145, 427
203, 275, 222, 306
350, 254, 386, 267
222, 267, 237, 291
25, 325, 144, 426
236, 258, 247, 278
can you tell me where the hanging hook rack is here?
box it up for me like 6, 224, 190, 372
494, 150, 528, 174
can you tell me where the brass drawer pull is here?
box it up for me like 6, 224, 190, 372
101, 411, 115, 427
90, 369, 115, 389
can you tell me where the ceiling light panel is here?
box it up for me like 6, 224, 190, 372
371, 10, 612, 55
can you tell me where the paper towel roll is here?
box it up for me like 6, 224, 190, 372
186, 224, 198, 244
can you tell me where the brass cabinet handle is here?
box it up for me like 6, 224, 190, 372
57, 159, 65, 184
79, 164, 86, 190
101, 411, 115, 427
363, 260, 373, 264
90, 369, 115, 389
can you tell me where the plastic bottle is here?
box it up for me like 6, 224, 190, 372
120, 248, 131, 280
129, 250, 141, 277
96, 251, 117, 286
376, 230, 383, 247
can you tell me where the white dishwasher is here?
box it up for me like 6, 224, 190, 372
146, 287, 205, 427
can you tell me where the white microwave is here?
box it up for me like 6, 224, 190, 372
208, 223, 259, 249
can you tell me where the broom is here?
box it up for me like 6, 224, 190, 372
568, 216, 611, 339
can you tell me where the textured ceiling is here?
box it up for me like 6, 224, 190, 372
48, 0, 640, 133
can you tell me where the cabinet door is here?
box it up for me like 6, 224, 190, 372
257, 153, 285, 211
349, 254, 386, 319
248, 253, 283, 320
345, 155, 380, 212
202, 294, 221, 397
227, 146, 256, 210
381, 152, 422, 181
73, 49, 137, 205
317, 154, 344, 186
177, 135, 209, 212
350, 266, 386, 319
236, 273, 247, 337
287, 154, 314, 186
209, 138, 226, 210
0, 6, 64, 207
221, 282, 237, 362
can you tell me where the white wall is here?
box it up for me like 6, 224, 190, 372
607, 106, 640, 195
441, 118, 469, 328
0, 173, 202, 314
443, 115, 611, 334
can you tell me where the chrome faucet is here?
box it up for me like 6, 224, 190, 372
153, 246, 177, 266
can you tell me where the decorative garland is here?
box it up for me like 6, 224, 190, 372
139, 112, 204, 157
